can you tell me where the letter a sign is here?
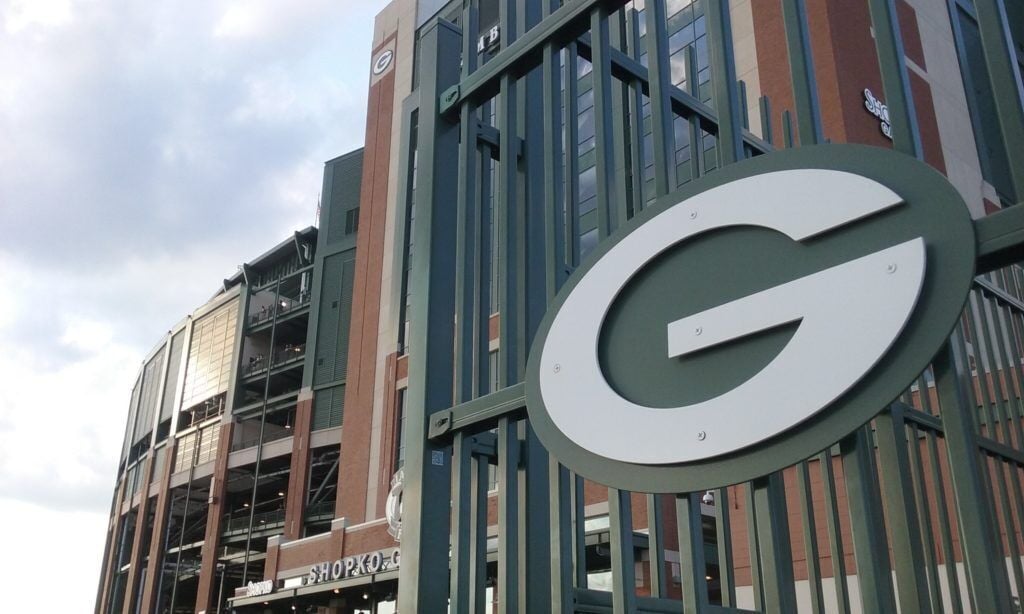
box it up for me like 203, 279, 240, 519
526, 145, 976, 492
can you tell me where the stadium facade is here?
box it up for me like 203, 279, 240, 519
96, 0, 1024, 612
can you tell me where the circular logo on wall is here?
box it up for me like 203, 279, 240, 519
373, 49, 394, 76
385, 469, 403, 541
525, 144, 976, 493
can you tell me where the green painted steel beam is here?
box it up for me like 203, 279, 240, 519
933, 331, 1014, 612
780, 0, 823, 145
975, 202, 1024, 273
874, 406, 933, 614
866, 0, 923, 158
971, 0, 1024, 200
840, 428, 897, 613
705, 0, 744, 164
397, 19, 463, 613
443, 0, 628, 112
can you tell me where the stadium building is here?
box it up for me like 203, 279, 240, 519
96, 0, 1024, 612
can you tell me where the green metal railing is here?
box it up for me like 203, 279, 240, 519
397, 0, 1024, 612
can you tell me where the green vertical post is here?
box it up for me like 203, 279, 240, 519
780, 0, 824, 145
677, 493, 709, 613
971, 0, 1024, 199
497, 416, 520, 614
935, 331, 1015, 612
608, 488, 637, 613
841, 427, 897, 613
450, 432, 474, 611
590, 6, 617, 240
644, 0, 678, 197
874, 406, 933, 614
752, 473, 798, 613
866, 0, 922, 157
549, 459, 574, 612
713, 487, 736, 607
396, 19, 462, 613
705, 0, 744, 165
795, 462, 824, 613
819, 450, 851, 614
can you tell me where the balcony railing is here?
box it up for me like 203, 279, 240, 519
241, 343, 306, 378
222, 507, 286, 535
304, 499, 335, 520
249, 291, 311, 327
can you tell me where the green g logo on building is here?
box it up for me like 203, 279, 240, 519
526, 144, 976, 492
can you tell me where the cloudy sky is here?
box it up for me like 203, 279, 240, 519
0, 0, 387, 609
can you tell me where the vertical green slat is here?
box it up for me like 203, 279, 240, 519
983, 293, 1022, 445
970, 0, 1024, 199
676, 492, 709, 613
990, 300, 1024, 448
744, 482, 765, 611
455, 101, 479, 405
924, 430, 965, 613
866, 0, 923, 158
1004, 460, 1024, 603
564, 43, 582, 268
590, 6, 617, 240
643, 0, 678, 197
572, 473, 588, 588
497, 417, 520, 614
646, 494, 666, 599
705, 0, 744, 165
714, 487, 736, 607
820, 450, 851, 614
759, 95, 774, 145
796, 461, 825, 613
472, 454, 489, 612
542, 5, 565, 302
1007, 306, 1024, 441
934, 331, 1015, 611
549, 459, 573, 612
608, 487, 637, 613
840, 427, 898, 613
475, 120, 493, 398
965, 292, 1000, 440
779, 0, 824, 145
906, 423, 943, 613
496, 68, 518, 388
874, 406, 933, 614
752, 473, 798, 613
450, 431, 473, 611
624, 9, 647, 218
608, 11, 631, 233
684, 47, 704, 183
994, 457, 1024, 599
976, 291, 1013, 444
396, 19, 462, 613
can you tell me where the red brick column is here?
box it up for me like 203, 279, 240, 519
284, 392, 314, 539
337, 34, 398, 525
120, 456, 155, 613
194, 421, 235, 613
137, 442, 177, 613
97, 480, 126, 614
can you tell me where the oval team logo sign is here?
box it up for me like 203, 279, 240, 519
526, 144, 975, 492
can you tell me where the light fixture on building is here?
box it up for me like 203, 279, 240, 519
278, 491, 285, 497
701, 490, 715, 506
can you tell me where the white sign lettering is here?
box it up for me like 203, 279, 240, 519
245, 580, 274, 597
863, 88, 893, 140
307, 548, 402, 585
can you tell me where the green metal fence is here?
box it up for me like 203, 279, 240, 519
395, 0, 1024, 611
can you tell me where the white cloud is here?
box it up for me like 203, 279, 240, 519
3, 0, 72, 34
0, 1, 388, 609
0, 500, 109, 613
